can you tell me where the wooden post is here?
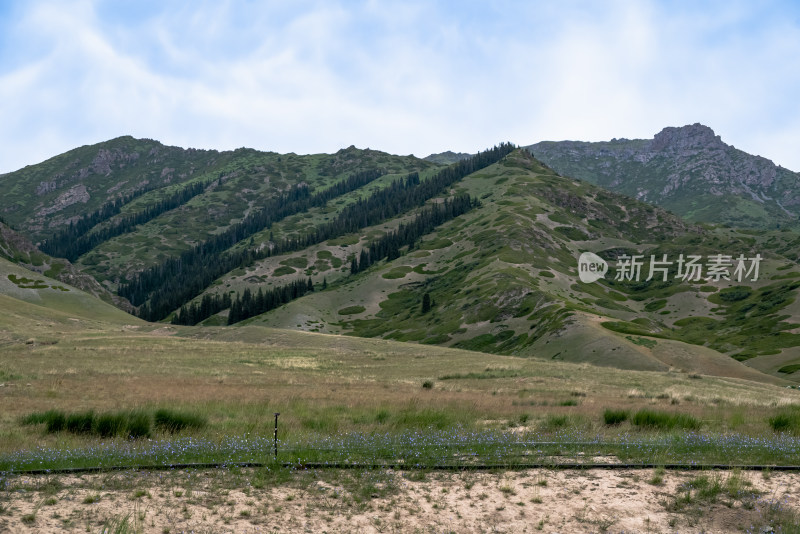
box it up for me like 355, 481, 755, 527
273, 413, 280, 461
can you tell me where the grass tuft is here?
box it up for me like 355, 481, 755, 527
768, 406, 800, 434
21, 408, 208, 439
542, 414, 570, 429
66, 411, 95, 434
603, 409, 629, 426
154, 409, 207, 433
375, 409, 390, 424
21, 409, 67, 432
95, 413, 128, 438
631, 409, 699, 430
126, 412, 152, 439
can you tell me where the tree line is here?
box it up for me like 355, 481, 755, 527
171, 277, 315, 326
44, 180, 212, 261
171, 194, 477, 326
122, 143, 515, 322
227, 278, 314, 324
120, 169, 385, 320
351, 194, 477, 273
40, 179, 169, 258
41, 167, 385, 264
178, 168, 386, 255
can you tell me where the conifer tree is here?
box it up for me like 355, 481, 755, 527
421, 292, 431, 313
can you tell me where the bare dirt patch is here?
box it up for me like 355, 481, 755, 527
1, 468, 797, 533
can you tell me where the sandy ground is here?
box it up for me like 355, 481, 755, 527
1, 467, 798, 533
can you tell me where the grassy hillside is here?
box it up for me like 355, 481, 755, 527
2, 291, 800, 473
2, 243, 800, 495
214, 150, 800, 379
2, 137, 799, 384
0, 136, 222, 241
3, 311, 800, 533
77, 148, 435, 286
0, 257, 139, 325
0, 221, 128, 308
0, 137, 437, 286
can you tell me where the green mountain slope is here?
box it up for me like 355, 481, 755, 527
0, 138, 437, 287
0, 221, 128, 309
2, 137, 799, 385
0, 256, 140, 326
189, 150, 800, 381
527, 124, 800, 229
0, 136, 223, 242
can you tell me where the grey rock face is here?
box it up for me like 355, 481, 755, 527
527, 124, 800, 228
37, 184, 90, 217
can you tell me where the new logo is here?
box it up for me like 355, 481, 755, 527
577, 252, 608, 283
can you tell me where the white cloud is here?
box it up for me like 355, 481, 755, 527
1, 0, 800, 174
517, 1, 800, 168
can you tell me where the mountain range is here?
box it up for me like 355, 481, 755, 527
0, 127, 798, 384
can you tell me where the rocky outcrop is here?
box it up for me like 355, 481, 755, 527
90, 148, 140, 176
527, 124, 800, 228
423, 151, 473, 165
36, 181, 58, 196
648, 123, 725, 152
37, 184, 90, 216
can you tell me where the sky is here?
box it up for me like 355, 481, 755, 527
1, 0, 800, 174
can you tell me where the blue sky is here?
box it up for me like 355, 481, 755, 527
1, 0, 800, 174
